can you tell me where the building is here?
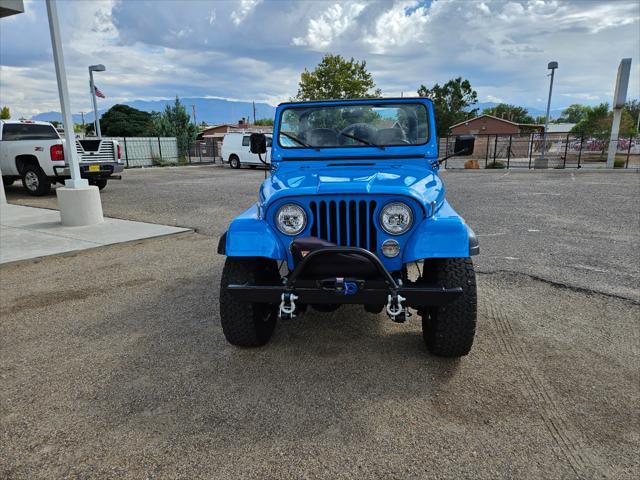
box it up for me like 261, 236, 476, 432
450, 115, 544, 136
193, 120, 272, 160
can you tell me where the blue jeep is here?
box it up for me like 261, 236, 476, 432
218, 98, 478, 357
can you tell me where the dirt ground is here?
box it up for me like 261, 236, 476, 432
1, 166, 638, 479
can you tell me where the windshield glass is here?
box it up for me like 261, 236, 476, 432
278, 102, 428, 149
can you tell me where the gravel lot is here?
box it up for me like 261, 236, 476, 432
2, 166, 639, 479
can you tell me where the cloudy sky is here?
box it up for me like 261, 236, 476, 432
1, 0, 639, 119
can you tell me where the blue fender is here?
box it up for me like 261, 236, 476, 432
220, 204, 286, 260
403, 200, 478, 261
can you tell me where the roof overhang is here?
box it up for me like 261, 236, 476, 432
0, 0, 24, 17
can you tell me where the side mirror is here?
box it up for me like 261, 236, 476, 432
453, 135, 475, 156
250, 133, 267, 154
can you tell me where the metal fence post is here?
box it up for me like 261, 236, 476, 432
563, 133, 569, 168
507, 135, 512, 169
188, 141, 192, 164
493, 135, 498, 163
444, 136, 450, 168
157, 136, 163, 161
485, 135, 490, 168
625, 136, 632, 168
528, 133, 533, 169
123, 137, 129, 168
577, 136, 583, 168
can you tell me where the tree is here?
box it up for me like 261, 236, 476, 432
295, 54, 381, 101
254, 118, 274, 126
555, 104, 590, 124
571, 103, 636, 149
624, 99, 639, 133
0, 106, 10, 119
152, 96, 197, 159
482, 103, 534, 124
417, 77, 478, 136
100, 104, 154, 137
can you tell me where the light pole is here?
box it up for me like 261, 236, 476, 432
538, 61, 558, 168
88, 64, 105, 137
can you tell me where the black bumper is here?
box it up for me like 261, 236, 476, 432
54, 163, 124, 179
226, 247, 462, 307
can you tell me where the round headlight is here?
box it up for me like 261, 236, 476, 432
380, 202, 413, 235
275, 204, 307, 235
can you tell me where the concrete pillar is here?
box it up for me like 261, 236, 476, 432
56, 186, 103, 226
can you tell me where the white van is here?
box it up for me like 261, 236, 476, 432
221, 132, 271, 169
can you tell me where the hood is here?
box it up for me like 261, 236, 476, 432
259, 161, 444, 209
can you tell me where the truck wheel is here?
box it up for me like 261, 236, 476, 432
2, 178, 14, 187
90, 178, 108, 190
21, 165, 51, 196
229, 155, 241, 169
219, 257, 280, 347
420, 258, 477, 357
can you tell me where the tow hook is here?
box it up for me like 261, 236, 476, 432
279, 292, 298, 319
386, 293, 410, 323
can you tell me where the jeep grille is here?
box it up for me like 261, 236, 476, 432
309, 199, 377, 251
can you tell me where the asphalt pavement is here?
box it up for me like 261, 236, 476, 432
1, 165, 638, 479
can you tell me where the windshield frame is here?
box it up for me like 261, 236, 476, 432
276, 101, 430, 150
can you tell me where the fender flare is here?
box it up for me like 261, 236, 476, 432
217, 204, 286, 260
468, 227, 479, 256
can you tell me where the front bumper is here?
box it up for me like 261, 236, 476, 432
226, 247, 461, 317
54, 162, 124, 178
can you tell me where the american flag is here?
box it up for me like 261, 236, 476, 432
94, 85, 105, 99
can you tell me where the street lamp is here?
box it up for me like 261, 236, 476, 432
538, 61, 558, 168
88, 64, 105, 137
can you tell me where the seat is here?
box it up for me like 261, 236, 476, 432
376, 128, 406, 145
304, 128, 339, 147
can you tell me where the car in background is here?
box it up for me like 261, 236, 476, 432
0, 120, 123, 196
221, 132, 271, 169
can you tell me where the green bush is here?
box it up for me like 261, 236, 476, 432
614, 158, 626, 168
486, 160, 506, 169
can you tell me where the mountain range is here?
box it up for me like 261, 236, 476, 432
31, 97, 277, 125
30, 98, 566, 125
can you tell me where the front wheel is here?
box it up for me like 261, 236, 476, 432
420, 258, 477, 357
219, 257, 280, 347
21, 165, 51, 196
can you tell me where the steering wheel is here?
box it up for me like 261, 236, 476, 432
338, 123, 378, 145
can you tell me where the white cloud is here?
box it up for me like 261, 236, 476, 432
486, 95, 505, 103
230, 0, 262, 26
292, 3, 366, 49
363, 1, 430, 54
1, 0, 639, 120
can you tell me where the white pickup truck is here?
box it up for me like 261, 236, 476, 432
0, 120, 123, 196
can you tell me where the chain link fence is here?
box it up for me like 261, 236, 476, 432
439, 134, 640, 169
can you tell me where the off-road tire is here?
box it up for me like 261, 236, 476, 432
90, 178, 108, 190
219, 257, 280, 347
420, 258, 477, 357
2, 177, 14, 187
229, 155, 241, 169
21, 165, 51, 196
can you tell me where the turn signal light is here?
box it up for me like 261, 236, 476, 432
50, 144, 64, 161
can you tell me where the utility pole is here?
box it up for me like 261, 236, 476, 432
191, 104, 197, 126
252, 101, 256, 124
